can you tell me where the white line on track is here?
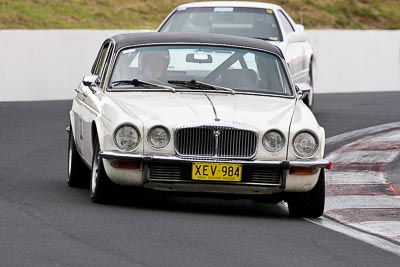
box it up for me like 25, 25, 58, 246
278, 202, 400, 256
349, 221, 400, 239
325, 121, 400, 147
306, 217, 400, 257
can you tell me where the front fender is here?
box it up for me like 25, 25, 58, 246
288, 100, 325, 160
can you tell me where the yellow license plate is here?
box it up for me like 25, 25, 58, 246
192, 162, 242, 182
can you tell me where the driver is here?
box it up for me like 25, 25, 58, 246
138, 49, 170, 84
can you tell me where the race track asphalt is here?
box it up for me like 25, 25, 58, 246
1, 92, 400, 266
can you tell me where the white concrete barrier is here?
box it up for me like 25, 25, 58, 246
306, 30, 400, 94
0, 29, 399, 101
0, 30, 144, 102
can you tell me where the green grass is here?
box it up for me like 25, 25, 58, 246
0, 0, 399, 29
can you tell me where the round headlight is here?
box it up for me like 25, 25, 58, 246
293, 131, 318, 158
262, 130, 285, 152
147, 126, 170, 149
114, 124, 140, 151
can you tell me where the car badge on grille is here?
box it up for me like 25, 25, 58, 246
213, 130, 220, 157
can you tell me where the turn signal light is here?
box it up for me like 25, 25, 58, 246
290, 167, 318, 175
110, 160, 141, 169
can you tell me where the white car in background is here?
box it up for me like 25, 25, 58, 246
158, 1, 315, 108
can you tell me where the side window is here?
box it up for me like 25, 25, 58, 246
91, 42, 111, 77
277, 10, 294, 34
99, 43, 114, 88
94, 43, 110, 76
90, 42, 114, 88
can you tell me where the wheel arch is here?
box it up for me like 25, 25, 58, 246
69, 110, 76, 138
91, 122, 98, 149
91, 117, 108, 153
309, 54, 314, 86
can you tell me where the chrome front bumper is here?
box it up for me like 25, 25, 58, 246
99, 150, 331, 169
100, 150, 330, 192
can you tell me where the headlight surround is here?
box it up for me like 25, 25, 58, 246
147, 126, 170, 149
292, 131, 318, 158
114, 124, 140, 151
262, 130, 285, 153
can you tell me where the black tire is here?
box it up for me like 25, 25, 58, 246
303, 61, 314, 109
90, 138, 116, 203
68, 127, 90, 188
287, 169, 325, 218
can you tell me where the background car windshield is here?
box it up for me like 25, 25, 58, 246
160, 7, 282, 41
110, 45, 292, 96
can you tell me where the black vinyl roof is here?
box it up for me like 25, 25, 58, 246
109, 32, 284, 58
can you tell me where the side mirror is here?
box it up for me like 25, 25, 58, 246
295, 83, 311, 100
295, 24, 305, 32
287, 31, 306, 43
82, 75, 100, 87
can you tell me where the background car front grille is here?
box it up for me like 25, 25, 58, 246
175, 127, 257, 158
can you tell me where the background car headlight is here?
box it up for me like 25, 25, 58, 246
293, 131, 318, 158
147, 126, 170, 149
262, 130, 285, 152
114, 124, 140, 151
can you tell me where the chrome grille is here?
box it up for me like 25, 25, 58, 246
218, 129, 257, 158
175, 126, 257, 158
175, 127, 215, 156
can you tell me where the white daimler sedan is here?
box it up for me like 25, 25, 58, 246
158, 1, 315, 108
68, 32, 330, 218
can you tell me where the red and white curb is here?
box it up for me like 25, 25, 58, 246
325, 129, 400, 243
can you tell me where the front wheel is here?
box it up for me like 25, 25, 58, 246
287, 169, 325, 218
90, 138, 116, 203
68, 127, 90, 188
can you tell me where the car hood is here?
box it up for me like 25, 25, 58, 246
107, 92, 296, 131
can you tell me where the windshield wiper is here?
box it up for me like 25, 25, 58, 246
168, 80, 235, 95
111, 79, 176, 92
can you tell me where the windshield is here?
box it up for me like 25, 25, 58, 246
160, 7, 282, 41
109, 45, 292, 96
